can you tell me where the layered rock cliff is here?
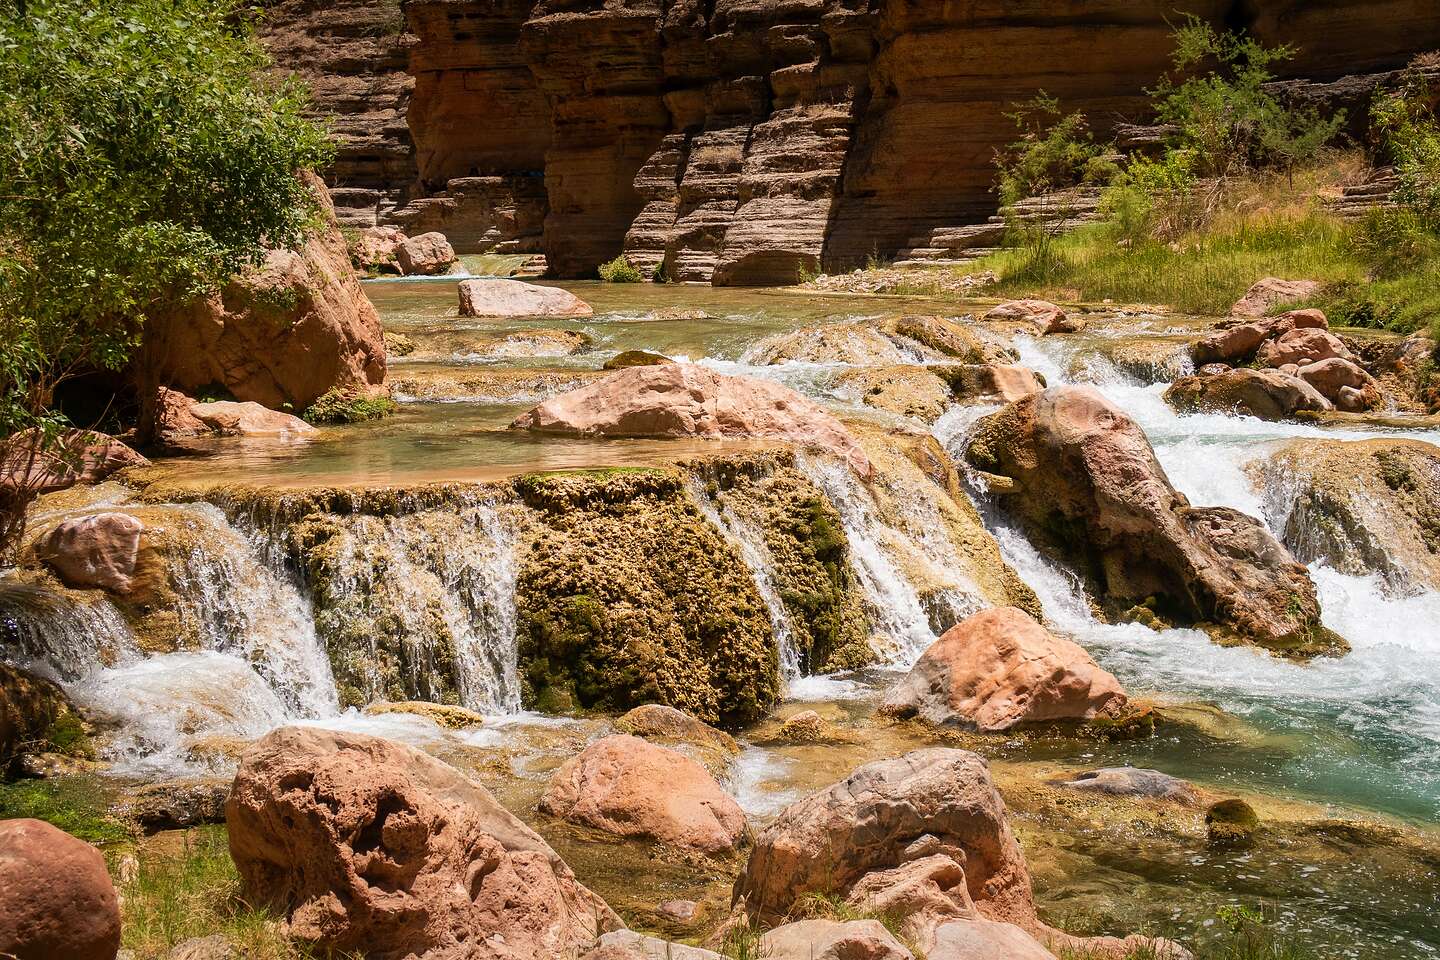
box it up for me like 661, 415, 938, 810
261, 0, 1440, 281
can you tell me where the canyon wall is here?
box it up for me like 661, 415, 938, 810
260, 0, 1440, 281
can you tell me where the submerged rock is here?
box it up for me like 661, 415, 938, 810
882, 606, 1128, 731
1164, 367, 1333, 419
1229, 277, 1321, 318
1205, 798, 1260, 847
604, 350, 674, 370
968, 386, 1343, 656
512, 364, 873, 478
395, 231, 457, 276
1058, 767, 1199, 804
227, 726, 619, 960
35, 512, 143, 593
457, 278, 594, 318
1253, 437, 1440, 591
0, 818, 121, 960
540, 734, 747, 854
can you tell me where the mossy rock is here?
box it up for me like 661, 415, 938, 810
1206, 798, 1260, 847
603, 350, 674, 370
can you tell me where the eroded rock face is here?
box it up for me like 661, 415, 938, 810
540, 734, 746, 854
1164, 368, 1333, 419
1294, 357, 1382, 411
882, 606, 1128, 731
1256, 328, 1353, 368
734, 748, 1034, 927
227, 726, 620, 960
35, 512, 144, 593
745, 324, 921, 366
457, 279, 594, 318
148, 176, 387, 412
967, 387, 1342, 656
845, 854, 976, 951
0, 818, 121, 960
513, 365, 874, 478
1230, 278, 1322, 318
0, 429, 147, 500
984, 300, 1083, 335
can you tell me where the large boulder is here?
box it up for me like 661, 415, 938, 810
733, 748, 1034, 927
156, 388, 317, 444
457, 278, 594, 318
939, 364, 1045, 405
882, 606, 1128, 731
967, 387, 1343, 656
1164, 368, 1333, 420
1294, 357, 1382, 411
0, 818, 121, 960
226, 726, 619, 960
929, 920, 1058, 960
351, 226, 406, 275
1192, 309, 1329, 365
35, 512, 143, 592
512, 364, 874, 478
761, 920, 914, 960
147, 173, 386, 412
1251, 438, 1440, 592
984, 300, 1083, 335
396, 231, 457, 276
0, 429, 147, 500
539, 734, 747, 854
1256, 327, 1353, 368
1229, 278, 1321, 318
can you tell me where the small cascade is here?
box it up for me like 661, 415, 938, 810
685, 477, 801, 679
0, 580, 138, 680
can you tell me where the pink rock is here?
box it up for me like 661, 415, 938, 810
1165, 368, 1333, 420
1270, 308, 1329, 332
1192, 323, 1268, 364
351, 226, 406, 274
157, 388, 317, 441
845, 854, 977, 951
0, 429, 147, 499
1295, 357, 1381, 411
458, 278, 594, 318
984, 300, 1083, 334
1230, 278, 1322, 318
396, 231, 457, 276
930, 919, 1058, 960
0, 819, 121, 960
948, 364, 1045, 404
35, 512, 144, 593
882, 607, 1128, 731
540, 734, 746, 854
761, 919, 915, 960
1257, 328, 1353, 368
512, 364, 874, 478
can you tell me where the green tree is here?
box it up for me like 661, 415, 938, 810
0, 0, 332, 557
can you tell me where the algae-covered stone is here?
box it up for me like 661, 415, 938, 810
1206, 798, 1260, 847
514, 469, 780, 728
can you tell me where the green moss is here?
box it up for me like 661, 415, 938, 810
0, 776, 128, 844
301, 388, 397, 425
43, 711, 93, 756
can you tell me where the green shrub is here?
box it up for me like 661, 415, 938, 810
597, 254, 644, 283
995, 92, 1115, 207
1371, 72, 1440, 228
302, 389, 397, 425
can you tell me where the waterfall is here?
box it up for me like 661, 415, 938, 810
685, 477, 801, 679
0, 580, 138, 680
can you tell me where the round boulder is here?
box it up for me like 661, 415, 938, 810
395, 232, 457, 276
0, 818, 121, 960
458, 278, 593, 318
35, 512, 144, 593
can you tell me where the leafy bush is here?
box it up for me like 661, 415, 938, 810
597, 254, 644, 283
995, 92, 1116, 207
302, 389, 397, 425
1371, 71, 1440, 228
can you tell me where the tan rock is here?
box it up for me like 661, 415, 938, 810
885, 315, 990, 361
363, 701, 486, 729
1230, 278, 1322, 318
985, 300, 1083, 334
156, 388, 317, 443
539, 734, 746, 854
0, 663, 77, 767
227, 726, 619, 959
0, 819, 121, 960
395, 231, 457, 276
1192, 322, 1269, 365
940, 364, 1045, 404
351, 226, 406, 275
840, 365, 952, 423
457, 278, 594, 318
745, 323, 917, 366
930, 919, 1057, 960
761, 919, 914, 960
614, 704, 739, 757
1164, 368, 1333, 420
35, 512, 143, 592
735, 748, 1034, 927
1295, 357, 1381, 411
1256, 328, 1353, 368
604, 350, 674, 370
882, 606, 1128, 731
845, 854, 977, 950
512, 364, 874, 478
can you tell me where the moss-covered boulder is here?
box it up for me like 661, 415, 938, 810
514, 469, 780, 728
0, 662, 90, 768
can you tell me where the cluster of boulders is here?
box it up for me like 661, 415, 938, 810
351, 227, 458, 277
1166, 280, 1384, 418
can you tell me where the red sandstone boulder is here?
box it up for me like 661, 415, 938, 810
844, 854, 977, 950
1295, 357, 1382, 411
1230, 278, 1322, 318
985, 300, 1084, 334
512, 364, 874, 478
1164, 368, 1333, 420
156, 388, 317, 443
1191, 322, 1268, 365
458, 278, 594, 318
882, 607, 1128, 731
227, 726, 619, 960
0, 429, 147, 499
396, 231, 457, 276
351, 226, 406, 275
968, 387, 1342, 656
734, 748, 1035, 927
539, 734, 746, 854
35, 512, 143, 593
762, 920, 914, 960
930, 920, 1058, 960
945, 364, 1046, 404
1256, 328, 1353, 368
0, 818, 121, 960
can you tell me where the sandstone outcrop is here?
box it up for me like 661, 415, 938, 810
540, 734, 746, 854
1229, 278, 1322, 318
227, 726, 619, 959
967, 387, 1343, 656
147, 176, 387, 412
35, 512, 144, 593
882, 606, 1129, 731
1252, 438, 1440, 591
457, 279, 594, 318
734, 748, 1035, 926
513, 365, 874, 478
0, 819, 121, 960
395, 231, 457, 276
1164, 368, 1334, 419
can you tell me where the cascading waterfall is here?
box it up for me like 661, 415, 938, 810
0, 581, 139, 680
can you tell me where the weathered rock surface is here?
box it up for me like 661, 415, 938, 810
1193, 309, 1330, 365
123, 777, 231, 832
227, 726, 619, 959
883, 606, 1128, 731
761, 919, 914, 960
148, 175, 386, 412
844, 854, 976, 950
883, 315, 993, 362
734, 748, 1034, 926
395, 231, 457, 276
584, 930, 722, 960
1164, 368, 1334, 420
1294, 357, 1382, 411
363, 701, 487, 729
0, 430, 147, 499
1230, 278, 1322, 318
939, 365, 1046, 405
35, 512, 144, 593
156, 389, 318, 444
540, 734, 746, 854
0, 818, 121, 960
614, 704, 739, 776
457, 279, 594, 318
745, 324, 921, 366
929, 920, 1058, 960
985, 300, 1084, 335
604, 350, 674, 370
968, 387, 1342, 656
1253, 438, 1440, 591
1256, 328, 1353, 368
1058, 767, 1199, 804
0, 663, 80, 768
513, 364, 874, 478
839, 365, 953, 423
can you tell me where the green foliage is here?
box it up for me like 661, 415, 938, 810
995, 92, 1116, 207
720, 922, 773, 960
597, 254, 644, 283
1371, 73, 1440, 227
301, 388, 397, 425
0, 776, 128, 844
